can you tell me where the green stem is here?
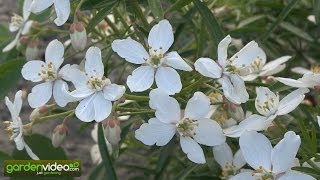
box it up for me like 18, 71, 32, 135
105, 16, 121, 35
74, 0, 86, 22
132, 0, 149, 29
31, 110, 75, 125
116, 107, 154, 112
124, 94, 149, 101
204, 83, 223, 95
118, 111, 155, 116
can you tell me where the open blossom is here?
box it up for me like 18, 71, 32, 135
195, 35, 265, 104
276, 65, 320, 89
30, 0, 70, 26
230, 131, 315, 180
213, 142, 246, 179
4, 91, 39, 160
242, 56, 291, 81
3, 0, 33, 52
67, 47, 126, 122
21, 39, 74, 108
135, 89, 225, 164
111, 19, 192, 95
224, 87, 309, 137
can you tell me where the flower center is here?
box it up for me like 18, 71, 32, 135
3, 121, 19, 141
176, 118, 198, 137
147, 47, 164, 67
250, 58, 264, 72
311, 65, 320, 74
208, 91, 223, 103
221, 162, 238, 179
10, 14, 24, 28
256, 93, 278, 115
38, 62, 57, 81
87, 76, 111, 91
252, 166, 274, 180
212, 107, 229, 124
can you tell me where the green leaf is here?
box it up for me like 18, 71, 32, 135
0, 151, 12, 168
167, 0, 194, 12
148, 0, 164, 20
313, 0, 320, 25
237, 15, 266, 28
88, 163, 106, 180
87, 0, 119, 33
98, 123, 117, 180
278, 21, 314, 42
175, 164, 199, 180
194, 0, 224, 48
0, 59, 25, 99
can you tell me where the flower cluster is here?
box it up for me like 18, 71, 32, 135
2, 1, 319, 179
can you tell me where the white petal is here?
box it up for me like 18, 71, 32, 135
21, 21, 33, 35
149, 88, 180, 124
91, 144, 102, 164
13, 90, 23, 116
111, 38, 149, 64
299, 73, 320, 88
229, 172, 255, 180
276, 77, 309, 88
14, 135, 24, 150
103, 84, 125, 101
291, 67, 312, 75
23, 0, 33, 19
164, 51, 192, 71
127, 66, 155, 92
148, 19, 174, 54
28, 82, 53, 108
70, 87, 94, 100
30, 0, 53, 13
271, 131, 301, 174
5, 93, 19, 120
277, 88, 309, 116
212, 142, 233, 168
53, 0, 70, 26
180, 137, 206, 164
155, 66, 182, 95
53, 80, 73, 107
45, 39, 64, 69
135, 118, 176, 146
239, 131, 272, 171
194, 58, 222, 78
218, 35, 232, 67
24, 143, 40, 160
193, 118, 225, 146
93, 92, 112, 122
21, 60, 45, 82
85, 47, 104, 77
9, 23, 20, 32
63, 67, 89, 89
220, 74, 249, 104
317, 116, 320, 128
278, 171, 316, 180
260, 56, 291, 76
242, 74, 259, 81
233, 149, 246, 170
184, 92, 211, 119
255, 87, 279, 116
3, 30, 21, 52
75, 94, 96, 122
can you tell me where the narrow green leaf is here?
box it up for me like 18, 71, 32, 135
148, 0, 164, 20
167, 0, 194, 12
278, 21, 314, 42
237, 15, 265, 28
313, 0, 320, 25
0, 151, 12, 168
292, 166, 320, 178
175, 164, 199, 180
88, 163, 106, 180
194, 0, 224, 47
98, 123, 117, 180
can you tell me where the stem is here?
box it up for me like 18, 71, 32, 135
118, 111, 155, 116
124, 94, 149, 101
306, 159, 320, 172
74, 0, 86, 22
204, 83, 223, 95
116, 107, 154, 112
31, 110, 75, 126
132, 0, 149, 29
104, 16, 121, 35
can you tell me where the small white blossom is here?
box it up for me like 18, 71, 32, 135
90, 123, 112, 165
112, 19, 192, 95
3, 0, 33, 52
21, 39, 74, 108
135, 89, 225, 164
195, 35, 266, 104
4, 91, 39, 160
30, 0, 70, 26
230, 131, 315, 180
224, 87, 309, 137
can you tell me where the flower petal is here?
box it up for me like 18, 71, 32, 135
212, 142, 233, 168
93, 92, 112, 122
255, 87, 279, 116
3, 30, 21, 52
45, 39, 64, 69
155, 66, 182, 95
111, 38, 149, 64
233, 149, 246, 170
135, 118, 176, 146
30, 0, 53, 13
218, 35, 232, 68
229, 172, 255, 180
164, 51, 192, 71
24, 143, 40, 160
277, 88, 309, 116
194, 58, 222, 78
180, 136, 206, 164
193, 118, 225, 146
127, 65, 155, 92
13, 90, 23, 116
85, 47, 104, 77
149, 88, 180, 124
239, 131, 272, 171
291, 67, 312, 75
260, 56, 291, 76
21, 60, 45, 82
75, 94, 96, 122
317, 116, 320, 128
276, 77, 309, 88
21, 21, 33, 35
53, 80, 74, 107
23, 0, 33, 19
278, 171, 316, 180
184, 92, 211, 120
271, 131, 301, 174
63, 67, 89, 89
103, 84, 125, 101
53, 0, 70, 26
148, 19, 174, 54
28, 82, 53, 108
219, 74, 249, 104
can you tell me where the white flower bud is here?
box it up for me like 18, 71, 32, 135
70, 22, 87, 51
104, 119, 121, 145
29, 105, 48, 121
25, 40, 39, 61
227, 102, 244, 122
52, 123, 68, 148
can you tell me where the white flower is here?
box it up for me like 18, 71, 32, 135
308, 15, 316, 24
224, 87, 309, 137
318, 116, 320, 128
194, 35, 265, 104
21, 39, 74, 108
111, 19, 192, 95
242, 56, 291, 81
213, 142, 246, 178
3, 0, 33, 52
135, 89, 225, 164
67, 47, 126, 122
90, 123, 112, 165
4, 91, 39, 160
30, 0, 70, 26
230, 131, 315, 180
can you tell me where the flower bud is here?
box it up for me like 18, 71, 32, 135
227, 102, 244, 122
104, 119, 121, 145
25, 40, 39, 61
29, 105, 48, 121
70, 22, 87, 51
52, 123, 68, 148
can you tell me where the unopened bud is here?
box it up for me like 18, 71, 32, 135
208, 91, 223, 104
25, 39, 39, 61
16, 36, 28, 50
104, 119, 121, 145
29, 105, 48, 121
52, 123, 68, 148
70, 22, 87, 51
227, 102, 244, 121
